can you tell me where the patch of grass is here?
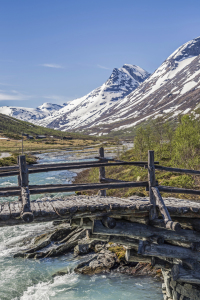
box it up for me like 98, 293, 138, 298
108, 245, 126, 261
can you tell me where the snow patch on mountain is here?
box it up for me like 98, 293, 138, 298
0, 102, 64, 122
36, 64, 150, 130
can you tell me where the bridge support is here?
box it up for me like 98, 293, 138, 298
18, 155, 33, 223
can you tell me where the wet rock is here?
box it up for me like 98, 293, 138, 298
94, 244, 105, 253
14, 226, 85, 259
74, 249, 118, 275
52, 267, 73, 278
74, 243, 90, 255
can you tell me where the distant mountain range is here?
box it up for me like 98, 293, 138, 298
1, 36, 200, 136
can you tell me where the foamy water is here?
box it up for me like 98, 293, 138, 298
0, 151, 163, 300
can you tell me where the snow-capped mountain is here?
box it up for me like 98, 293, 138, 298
34, 64, 150, 130
0, 64, 150, 130
1, 36, 200, 136
88, 36, 200, 133
0, 102, 64, 122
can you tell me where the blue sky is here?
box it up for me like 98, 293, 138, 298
0, 0, 200, 108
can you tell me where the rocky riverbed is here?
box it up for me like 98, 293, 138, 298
13, 221, 163, 280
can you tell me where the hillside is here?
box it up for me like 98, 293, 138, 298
0, 113, 93, 140
0, 64, 150, 134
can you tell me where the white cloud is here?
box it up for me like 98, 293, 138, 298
97, 64, 111, 70
40, 63, 64, 69
0, 90, 31, 101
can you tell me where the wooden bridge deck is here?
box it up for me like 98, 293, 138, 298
1, 195, 200, 227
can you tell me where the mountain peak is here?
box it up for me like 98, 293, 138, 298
169, 36, 200, 62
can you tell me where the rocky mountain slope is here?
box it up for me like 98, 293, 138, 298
1, 36, 200, 136
0, 102, 64, 123
0, 65, 150, 132
100, 35, 200, 133
36, 64, 150, 131
34, 36, 200, 135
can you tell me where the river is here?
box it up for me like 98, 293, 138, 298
0, 150, 163, 300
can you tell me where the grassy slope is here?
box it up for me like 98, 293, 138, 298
0, 113, 95, 140
74, 149, 200, 201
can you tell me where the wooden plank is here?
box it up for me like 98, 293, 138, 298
99, 147, 106, 197
50, 199, 69, 215
152, 187, 181, 231
143, 243, 200, 262
9, 201, 22, 218
43, 199, 57, 216
37, 200, 50, 217
27, 161, 159, 174
100, 178, 130, 183
0, 160, 160, 173
21, 187, 33, 222
92, 219, 200, 243
18, 155, 29, 186
148, 150, 157, 220
155, 165, 200, 175
28, 181, 148, 194
30, 201, 41, 217
158, 185, 200, 195
0, 202, 11, 221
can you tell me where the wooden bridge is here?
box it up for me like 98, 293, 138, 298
2, 148, 200, 298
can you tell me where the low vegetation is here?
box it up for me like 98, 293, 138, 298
75, 114, 200, 201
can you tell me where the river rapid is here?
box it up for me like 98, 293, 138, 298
0, 150, 163, 300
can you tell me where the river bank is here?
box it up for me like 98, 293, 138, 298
0, 150, 163, 299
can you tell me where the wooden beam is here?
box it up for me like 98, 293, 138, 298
125, 249, 152, 263
148, 150, 157, 220
0, 160, 160, 173
100, 177, 130, 183
155, 165, 200, 175
18, 155, 33, 223
101, 216, 116, 229
152, 187, 181, 231
99, 147, 106, 196
158, 185, 200, 195
92, 220, 200, 243
171, 264, 200, 284
0, 181, 149, 197
143, 243, 200, 262
20, 187, 33, 222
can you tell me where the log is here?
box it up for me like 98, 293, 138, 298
21, 187, 33, 222
18, 156, 33, 223
92, 220, 200, 243
152, 187, 181, 231
0, 181, 149, 197
0, 160, 160, 173
70, 218, 93, 229
87, 232, 139, 249
155, 165, 200, 175
99, 147, 106, 196
151, 257, 173, 268
143, 243, 200, 262
100, 178, 130, 183
26, 161, 160, 174
125, 249, 152, 263
18, 155, 28, 186
171, 264, 200, 284
101, 217, 116, 229
148, 151, 157, 220
158, 185, 200, 195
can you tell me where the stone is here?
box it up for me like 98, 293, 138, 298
74, 243, 90, 255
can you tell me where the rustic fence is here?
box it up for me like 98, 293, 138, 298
0, 148, 200, 228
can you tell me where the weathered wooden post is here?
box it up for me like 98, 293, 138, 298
148, 150, 157, 220
18, 155, 33, 222
99, 147, 106, 196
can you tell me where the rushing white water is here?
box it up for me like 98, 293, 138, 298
0, 150, 163, 300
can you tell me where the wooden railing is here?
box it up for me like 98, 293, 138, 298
0, 147, 200, 229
